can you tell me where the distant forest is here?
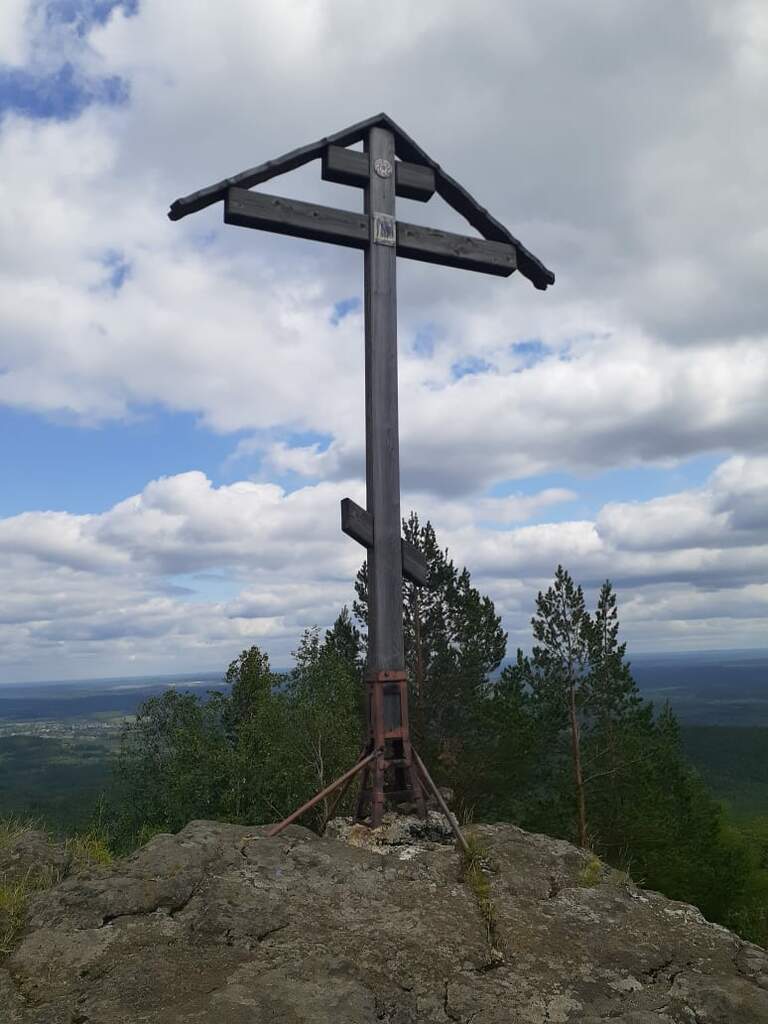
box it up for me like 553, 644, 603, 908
1, 514, 766, 948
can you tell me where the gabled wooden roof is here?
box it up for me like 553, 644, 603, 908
168, 112, 554, 290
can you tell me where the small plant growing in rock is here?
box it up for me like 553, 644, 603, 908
0, 816, 116, 960
0, 867, 60, 957
65, 830, 114, 870
578, 853, 604, 887
460, 830, 505, 967
0, 817, 63, 958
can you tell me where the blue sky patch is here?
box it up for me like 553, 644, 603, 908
45, 0, 139, 36
167, 573, 242, 604
283, 429, 332, 452
0, 405, 250, 517
330, 296, 361, 326
100, 249, 131, 291
509, 339, 550, 369
451, 355, 494, 380
0, 62, 128, 121
486, 453, 724, 524
412, 323, 440, 358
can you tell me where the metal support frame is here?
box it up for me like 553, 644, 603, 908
353, 669, 426, 827
266, 746, 381, 838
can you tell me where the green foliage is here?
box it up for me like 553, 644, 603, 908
0, 735, 113, 834
681, 727, 768, 818
64, 830, 113, 869
106, 632, 364, 850
0, 872, 43, 957
8, 530, 763, 952
322, 605, 364, 676
469, 566, 759, 937
723, 816, 768, 947
354, 510, 507, 791
0, 815, 113, 959
578, 854, 604, 887
0, 815, 41, 850
107, 687, 232, 850
0, 817, 57, 957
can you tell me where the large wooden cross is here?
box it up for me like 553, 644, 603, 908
169, 113, 553, 840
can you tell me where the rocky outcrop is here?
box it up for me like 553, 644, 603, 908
0, 830, 70, 887
1, 817, 767, 1023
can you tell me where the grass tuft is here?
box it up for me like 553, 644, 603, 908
0, 815, 115, 960
578, 853, 604, 887
0, 816, 42, 852
460, 830, 505, 966
0, 865, 60, 958
65, 830, 113, 870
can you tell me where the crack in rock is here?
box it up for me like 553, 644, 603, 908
255, 923, 288, 943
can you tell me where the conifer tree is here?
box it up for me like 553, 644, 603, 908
353, 511, 506, 779
523, 566, 591, 846
322, 605, 364, 675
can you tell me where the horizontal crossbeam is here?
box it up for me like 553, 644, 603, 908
224, 188, 517, 277
321, 146, 436, 202
396, 221, 517, 276
341, 498, 427, 587
225, 188, 368, 249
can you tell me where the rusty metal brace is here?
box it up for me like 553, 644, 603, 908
411, 746, 471, 858
266, 747, 382, 838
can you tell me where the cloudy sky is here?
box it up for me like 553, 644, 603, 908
1, 1, 766, 683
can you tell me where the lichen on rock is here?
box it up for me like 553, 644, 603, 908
0, 818, 766, 1023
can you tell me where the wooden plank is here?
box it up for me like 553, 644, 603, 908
364, 125, 404, 674
169, 111, 392, 221
225, 189, 515, 276
402, 540, 427, 587
322, 146, 435, 202
341, 499, 426, 586
169, 111, 554, 290
395, 162, 435, 202
224, 188, 368, 249
321, 146, 369, 188
341, 498, 373, 548
397, 221, 517, 277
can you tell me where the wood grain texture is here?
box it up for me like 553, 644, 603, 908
397, 221, 517, 276
401, 539, 428, 587
341, 498, 374, 547
322, 146, 435, 201
364, 125, 404, 673
321, 146, 369, 188
224, 188, 368, 249
395, 161, 435, 202
341, 498, 427, 586
225, 189, 515, 276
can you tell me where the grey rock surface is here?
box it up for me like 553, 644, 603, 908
1, 818, 766, 1023
0, 830, 70, 887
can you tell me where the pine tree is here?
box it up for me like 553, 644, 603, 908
281, 627, 365, 827
353, 510, 507, 783
322, 605, 364, 675
585, 581, 642, 719
579, 581, 657, 856
524, 565, 591, 847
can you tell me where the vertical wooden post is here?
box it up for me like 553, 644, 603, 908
364, 125, 403, 675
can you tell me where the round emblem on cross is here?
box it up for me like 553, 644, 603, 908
374, 158, 393, 179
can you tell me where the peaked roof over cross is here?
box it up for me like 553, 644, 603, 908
168, 112, 554, 290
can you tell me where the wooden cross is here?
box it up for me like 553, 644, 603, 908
169, 113, 553, 838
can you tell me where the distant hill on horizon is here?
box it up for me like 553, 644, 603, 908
493, 647, 768, 726
0, 647, 765, 726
